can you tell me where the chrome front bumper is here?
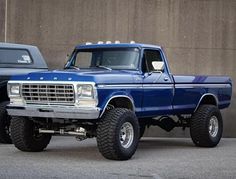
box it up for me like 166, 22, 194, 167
7, 105, 101, 119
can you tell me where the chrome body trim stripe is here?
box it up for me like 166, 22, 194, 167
143, 84, 174, 89
97, 84, 142, 89
11, 81, 229, 89
98, 83, 230, 89
175, 83, 231, 89
97, 84, 173, 89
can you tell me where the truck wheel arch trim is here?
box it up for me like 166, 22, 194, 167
194, 93, 218, 112
99, 95, 135, 118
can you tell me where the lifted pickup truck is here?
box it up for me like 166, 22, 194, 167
0, 43, 48, 143
7, 42, 232, 160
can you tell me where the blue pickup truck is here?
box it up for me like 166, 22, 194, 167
7, 42, 232, 160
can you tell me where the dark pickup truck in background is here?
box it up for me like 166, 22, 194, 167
0, 43, 48, 143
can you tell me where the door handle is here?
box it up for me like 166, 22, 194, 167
164, 77, 169, 81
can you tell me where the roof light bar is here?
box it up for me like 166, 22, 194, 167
85, 41, 136, 45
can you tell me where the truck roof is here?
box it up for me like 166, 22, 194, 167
75, 43, 162, 50
0, 42, 38, 50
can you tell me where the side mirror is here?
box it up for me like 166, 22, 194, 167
152, 61, 164, 72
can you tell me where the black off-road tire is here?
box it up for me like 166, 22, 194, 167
0, 101, 12, 144
97, 108, 140, 160
10, 116, 51, 152
190, 105, 223, 147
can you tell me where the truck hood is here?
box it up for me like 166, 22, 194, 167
11, 69, 141, 84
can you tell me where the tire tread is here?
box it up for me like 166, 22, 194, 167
11, 116, 51, 152
0, 101, 12, 144
97, 108, 139, 160
190, 105, 222, 147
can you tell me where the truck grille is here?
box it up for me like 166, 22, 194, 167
22, 84, 75, 105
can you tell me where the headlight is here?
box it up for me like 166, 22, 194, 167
77, 84, 94, 98
8, 84, 20, 96
76, 84, 98, 107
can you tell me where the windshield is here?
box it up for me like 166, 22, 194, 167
66, 48, 140, 70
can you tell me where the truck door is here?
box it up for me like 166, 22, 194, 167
142, 49, 174, 116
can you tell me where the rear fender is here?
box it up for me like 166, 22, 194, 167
194, 93, 218, 112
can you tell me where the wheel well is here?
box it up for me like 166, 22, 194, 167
108, 97, 134, 111
198, 95, 218, 107
0, 86, 9, 103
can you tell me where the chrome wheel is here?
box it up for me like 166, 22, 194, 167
209, 116, 219, 138
120, 122, 134, 148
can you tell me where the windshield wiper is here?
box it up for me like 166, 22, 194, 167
65, 66, 80, 70
96, 65, 112, 71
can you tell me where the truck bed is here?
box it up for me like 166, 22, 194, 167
172, 75, 232, 114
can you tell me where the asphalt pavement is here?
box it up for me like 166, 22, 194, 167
0, 137, 236, 179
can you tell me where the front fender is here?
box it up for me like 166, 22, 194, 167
97, 88, 135, 113
98, 89, 135, 116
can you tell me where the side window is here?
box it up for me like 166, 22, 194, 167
0, 49, 32, 64
142, 49, 163, 73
